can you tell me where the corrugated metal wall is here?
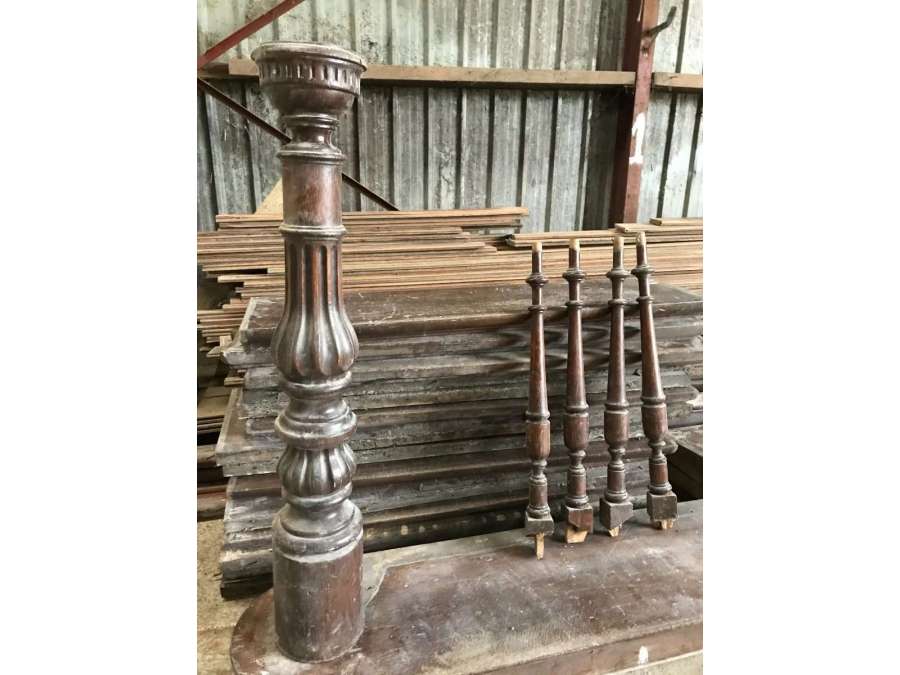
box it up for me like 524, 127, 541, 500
197, 0, 703, 232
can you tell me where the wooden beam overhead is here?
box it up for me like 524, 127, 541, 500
227, 59, 634, 89
651, 72, 703, 92
211, 58, 702, 92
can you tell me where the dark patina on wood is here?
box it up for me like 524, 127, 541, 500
523, 242, 555, 558
562, 241, 594, 543
634, 231, 678, 529
599, 236, 635, 537
238, 41, 368, 665
230, 502, 703, 674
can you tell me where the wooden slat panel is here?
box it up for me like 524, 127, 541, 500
243, 80, 282, 211
488, 1, 527, 211
426, 1, 461, 210
519, 0, 561, 232
390, 0, 426, 210
324, 2, 359, 212
272, 0, 315, 42
232, 0, 278, 57
358, 86, 394, 211
197, 92, 218, 232
459, 0, 494, 209
686, 104, 703, 217
547, 0, 601, 231
336, 101, 361, 212
680, 0, 703, 75
205, 80, 255, 214
660, 0, 702, 218
313, 0, 353, 45
637, 0, 681, 223
581, 0, 627, 230
197, 0, 243, 61
355, 2, 393, 211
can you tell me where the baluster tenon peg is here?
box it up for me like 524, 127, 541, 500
563, 240, 594, 543
599, 236, 634, 537
524, 242, 555, 559
633, 231, 678, 529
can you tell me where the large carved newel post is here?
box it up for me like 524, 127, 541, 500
253, 42, 366, 663
633, 231, 678, 529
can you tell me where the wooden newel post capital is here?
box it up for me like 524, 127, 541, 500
250, 42, 367, 664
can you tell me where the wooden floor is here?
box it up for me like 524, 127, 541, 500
200, 502, 701, 674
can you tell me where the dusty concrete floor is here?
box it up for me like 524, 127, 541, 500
198, 519, 252, 675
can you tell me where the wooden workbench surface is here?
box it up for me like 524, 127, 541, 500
223, 501, 702, 674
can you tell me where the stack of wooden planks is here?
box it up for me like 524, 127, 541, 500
197, 207, 527, 347
215, 278, 703, 597
196, 210, 702, 348
197, 386, 230, 436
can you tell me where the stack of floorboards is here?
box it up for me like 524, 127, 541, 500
197, 207, 527, 348
216, 277, 703, 597
196, 386, 230, 437
196, 210, 703, 349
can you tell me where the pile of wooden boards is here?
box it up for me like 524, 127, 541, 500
196, 386, 230, 436
197, 207, 527, 347
196, 210, 702, 349
215, 278, 703, 597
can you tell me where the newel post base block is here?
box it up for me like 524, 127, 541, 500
599, 499, 634, 538
271, 512, 364, 662
647, 491, 678, 529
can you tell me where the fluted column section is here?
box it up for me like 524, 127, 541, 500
633, 231, 678, 529
599, 236, 634, 537
562, 240, 594, 543
252, 42, 366, 663
524, 242, 554, 559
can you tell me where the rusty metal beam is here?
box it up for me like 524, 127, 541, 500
608, 0, 674, 227
197, 0, 305, 71
198, 78, 399, 211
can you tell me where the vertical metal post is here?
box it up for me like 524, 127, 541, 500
609, 0, 661, 226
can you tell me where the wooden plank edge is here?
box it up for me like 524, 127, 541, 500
206, 60, 702, 94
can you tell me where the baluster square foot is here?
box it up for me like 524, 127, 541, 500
564, 505, 595, 543
599, 499, 634, 537
524, 512, 555, 537
647, 491, 678, 529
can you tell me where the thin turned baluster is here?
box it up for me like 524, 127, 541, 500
599, 236, 634, 537
524, 242, 554, 559
563, 240, 594, 543
633, 231, 678, 529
